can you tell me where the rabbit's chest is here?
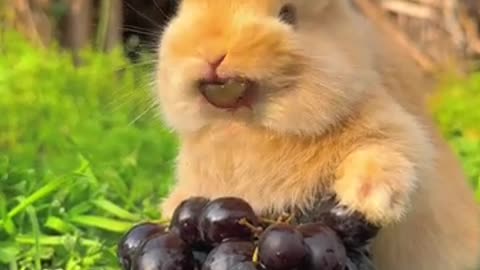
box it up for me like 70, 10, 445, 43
179, 125, 354, 214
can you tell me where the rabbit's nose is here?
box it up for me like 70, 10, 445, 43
209, 54, 226, 73
202, 54, 227, 84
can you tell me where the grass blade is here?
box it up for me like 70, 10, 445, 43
9, 261, 17, 270
0, 242, 19, 264
15, 235, 100, 247
74, 154, 99, 186
92, 199, 139, 221
44, 216, 74, 234
7, 177, 68, 219
26, 207, 41, 270
3, 217, 17, 236
69, 215, 133, 233
0, 192, 6, 219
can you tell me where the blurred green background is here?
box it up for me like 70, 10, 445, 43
0, 31, 178, 269
1, 1, 480, 269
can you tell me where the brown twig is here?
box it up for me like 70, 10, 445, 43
381, 1, 436, 20
459, 7, 480, 55
13, 0, 43, 47
442, 0, 465, 50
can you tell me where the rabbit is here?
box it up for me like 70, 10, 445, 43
152, 0, 480, 269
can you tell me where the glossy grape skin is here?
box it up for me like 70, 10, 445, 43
257, 223, 309, 270
201, 241, 255, 270
198, 197, 260, 245
133, 231, 195, 270
170, 197, 210, 247
117, 222, 166, 270
293, 196, 379, 249
297, 223, 348, 270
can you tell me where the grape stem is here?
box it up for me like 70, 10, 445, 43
260, 218, 279, 224
283, 214, 294, 224
277, 212, 294, 223
238, 218, 264, 236
260, 212, 295, 225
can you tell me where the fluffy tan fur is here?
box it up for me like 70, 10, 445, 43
154, 0, 480, 269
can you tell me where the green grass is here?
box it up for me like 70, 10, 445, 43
0, 31, 479, 269
430, 71, 480, 198
0, 32, 178, 269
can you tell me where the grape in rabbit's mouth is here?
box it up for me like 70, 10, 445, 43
198, 77, 256, 110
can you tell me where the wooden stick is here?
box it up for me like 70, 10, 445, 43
64, 0, 93, 51
352, 0, 437, 73
413, 0, 443, 9
382, 0, 436, 20
105, 0, 123, 51
442, 0, 465, 49
13, 0, 43, 46
459, 9, 480, 55
96, 0, 123, 52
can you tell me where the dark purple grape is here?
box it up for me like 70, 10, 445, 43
297, 223, 348, 270
133, 231, 195, 270
293, 196, 379, 249
345, 259, 358, 270
231, 262, 261, 270
201, 241, 255, 270
198, 197, 259, 245
193, 250, 210, 267
117, 222, 166, 270
321, 206, 379, 249
345, 247, 377, 270
258, 223, 308, 270
170, 197, 210, 246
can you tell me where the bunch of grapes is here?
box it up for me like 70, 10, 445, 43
117, 197, 378, 270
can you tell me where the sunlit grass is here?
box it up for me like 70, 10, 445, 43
0, 32, 177, 269
430, 71, 480, 199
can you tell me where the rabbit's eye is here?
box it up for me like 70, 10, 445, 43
278, 3, 297, 25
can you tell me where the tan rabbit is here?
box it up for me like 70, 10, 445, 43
153, 0, 480, 269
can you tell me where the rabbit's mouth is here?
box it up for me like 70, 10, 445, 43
198, 77, 257, 111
